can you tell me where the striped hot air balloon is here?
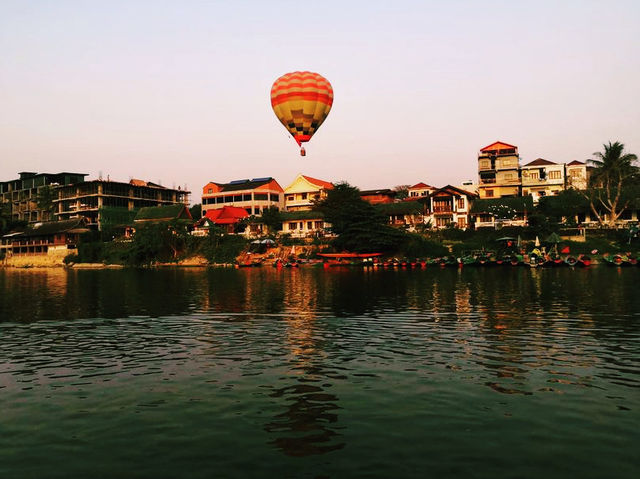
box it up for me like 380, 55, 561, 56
270, 71, 333, 156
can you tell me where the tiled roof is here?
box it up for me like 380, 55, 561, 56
409, 182, 432, 189
135, 204, 192, 221
301, 175, 334, 189
567, 160, 586, 166
3, 218, 88, 238
480, 141, 517, 152
203, 206, 249, 225
523, 158, 557, 166
209, 178, 277, 192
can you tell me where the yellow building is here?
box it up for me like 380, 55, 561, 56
477, 141, 521, 198
283, 174, 334, 211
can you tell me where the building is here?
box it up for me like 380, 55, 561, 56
54, 178, 190, 230
192, 206, 249, 235
470, 196, 533, 229
477, 141, 521, 199
1, 217, 89, 257
0, 172, 87, 223
521, 158, 566, 203
407, 182, 435, 198
201, 178, 284, 218
426, 185, 478, 229
283, 174, 333, 211
280, 211, 330, 238
360, 189, 396, 204
376, 200, 427, 230
565, 160, 592, 190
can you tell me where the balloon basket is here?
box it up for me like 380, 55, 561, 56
300, 147, 306, 157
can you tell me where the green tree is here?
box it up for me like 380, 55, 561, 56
585, 141, 638, 227
393, 184, 410, 200
314, 182, 405, 253
36, 185, 57, 221
259, 206, 283, 234
0, 201, 11, 234
189, 203, 202, 219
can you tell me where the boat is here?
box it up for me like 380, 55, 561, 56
564, 256, 578, 267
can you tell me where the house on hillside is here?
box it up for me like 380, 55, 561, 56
192, 206, 249, 235
134, 204, 193, 225
375, 200, 427, 230
407, 182, 435, 198
565, 160, 592, 190
426, 185, 478, 229
281, 211, 331, 238
201, 178, 284, 217
284, 174, 333, 211
1, 217, 89, 257
521, 158, 565, 203
470, 196, 533, 229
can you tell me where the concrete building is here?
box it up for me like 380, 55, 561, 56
477, 141, 521, 198
283, 174, 333, 211
201, 178, 284, 217
0, 172, 87, 223
426, 185, 478, 229
407, 182, 435, 198
54, 178, 190, 230
521, 158, 566, 203
565, 160, 592, 190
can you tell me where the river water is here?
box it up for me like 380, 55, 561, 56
0, 266, 638, 478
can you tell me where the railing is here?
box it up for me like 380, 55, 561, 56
433, 206, 453, 213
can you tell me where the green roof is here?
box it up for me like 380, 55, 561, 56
280, 210, 325, 221
470, 196, 533, 214
375, 201, 425, 215
134, 204, 192, 222
4, 218, 88, 238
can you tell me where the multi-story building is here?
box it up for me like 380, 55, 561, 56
426, 185, 478, 229
54, 178, 190, 230
565, 160, 592, 190
477, 141, 521, 198
0, 172, 87, 223
283, 174, 333, 211
201, 178, 284, 217
521, 158, 566, 203
407, 182, 435, 198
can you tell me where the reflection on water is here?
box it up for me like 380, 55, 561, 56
0, 267, 639, 478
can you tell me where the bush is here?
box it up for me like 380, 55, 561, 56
63, 253, 78, 265
400, 233, 448, 258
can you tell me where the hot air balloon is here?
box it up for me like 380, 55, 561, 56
270, 71, 333, 156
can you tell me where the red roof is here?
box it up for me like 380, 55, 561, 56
409, 182, 432, 189
480, 141, 517, 152
523, 158, 556, 166
203, 206, 249, 225
302, 175, 334, 189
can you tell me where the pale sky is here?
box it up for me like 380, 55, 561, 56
1, 0, 639, 203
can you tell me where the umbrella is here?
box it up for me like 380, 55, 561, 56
261, 239, 275, 245
517, 235, 522, 248
496, 237, 516, 242
534, 236, 540, 247
251, 239, 262, 244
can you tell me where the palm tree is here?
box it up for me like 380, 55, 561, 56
585, 141, 638, 227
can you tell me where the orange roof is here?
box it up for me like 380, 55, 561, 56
409, 182, 432, 189
480, 141, 517, 152
302, 175, 334, 189
203, 206, 249, 225
129, 179, 148, 186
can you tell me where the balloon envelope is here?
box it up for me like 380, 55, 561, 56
271, 71, 333, 149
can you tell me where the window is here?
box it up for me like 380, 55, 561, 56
233, 195, 243, 202
548, 171, 561, 180
530, 172, 539, 180
287, 195, 294, 201
485, 190, 494, 197
270, 193, 280, 202
216, 196, 224, 204
289, 222, 297, 230
245, 208, 252, 215
480, 160, 490, 169
207, 188, 212, 194
307, 221, 313, 229
457, 198, 465, 209
314, 221, 323, 229
254, 193, 268, 201
243, 194, 252, 201
301, 193, 307, 200
224, 195, 234, 203
457, 217, 467, 228
538, 191, 546, 197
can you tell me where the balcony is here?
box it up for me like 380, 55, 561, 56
433, 206, 453, 214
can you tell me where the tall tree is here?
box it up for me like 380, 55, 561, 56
585, 141, 638, 227
36, 185, 57, 221
314, 182, 404, 252
189, 203, 202, 219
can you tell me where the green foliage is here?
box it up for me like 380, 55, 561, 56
197, 228, 247, 263
315, 182, 406, 253
189, 203, 202, 219
63, 253, 78, 265
537, 189, 590, 221
36, 185, 56, 221
260, 206, 283, 233
99, 207, 138, 240
126, 221, 190, 266
400, 234, 448, 258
